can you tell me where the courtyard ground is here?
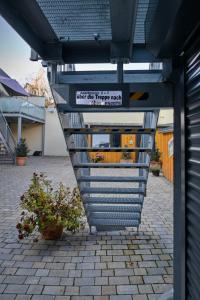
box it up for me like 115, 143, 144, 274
0, 157, 173, 300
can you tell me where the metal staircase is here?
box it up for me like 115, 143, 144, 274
0, 110, 16, 164
58, 109, 159, 232
49, 64, 160, 232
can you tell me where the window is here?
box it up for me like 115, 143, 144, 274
92, 134, 110, 148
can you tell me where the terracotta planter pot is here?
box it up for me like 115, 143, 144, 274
41, 223, 63, 240
16, 157, 27, 166
150, 161, 161, 169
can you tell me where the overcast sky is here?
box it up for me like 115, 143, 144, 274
0, 16, 149, 85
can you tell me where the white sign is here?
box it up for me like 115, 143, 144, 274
76, 90, 122, 106
168, 137, 174, 157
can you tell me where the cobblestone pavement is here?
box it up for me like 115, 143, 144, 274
0, 157, 173, 300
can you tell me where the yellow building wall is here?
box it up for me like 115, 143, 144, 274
9, 123, 43, 155
89, 134, 137, 163
155, 131, 174, 182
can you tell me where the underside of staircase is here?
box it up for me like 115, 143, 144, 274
50, 78, 159, 231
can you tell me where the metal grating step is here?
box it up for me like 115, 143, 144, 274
74, 162, 149, 169
88, 212, 140, 220
86, 204, 142, 213
81, 187, 145, 194
64, 127, 155, 135
89, 218, 140, 227
83, 197, 143, 205
69, 147, 151, 153
78, 175, 147, 182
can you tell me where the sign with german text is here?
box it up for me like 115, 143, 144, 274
76, 90, 122, 106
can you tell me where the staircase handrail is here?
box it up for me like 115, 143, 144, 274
0, 109, 16, 156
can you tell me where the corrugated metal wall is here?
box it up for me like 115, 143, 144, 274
156, 131, 174, 182
185, 41, 200, 300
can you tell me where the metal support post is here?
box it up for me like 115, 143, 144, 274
17, 116, 22, 143
117, 61, 124, 83
173, 62, 186, 300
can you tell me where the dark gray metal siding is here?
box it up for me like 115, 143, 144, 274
185, 41, 200, 300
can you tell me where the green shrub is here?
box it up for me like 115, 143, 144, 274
16, 138, 29, 157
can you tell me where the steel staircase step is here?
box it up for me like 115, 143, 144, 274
88, 212, 140, 220
86, 204, 142, 213
81, 187, 145, 194
74, 162, 149, 169
83, 196, 143, 205
89, 218, 140, 227
64, 127, 155, 135
69, 147, 151, 153
78, 175, 147, 182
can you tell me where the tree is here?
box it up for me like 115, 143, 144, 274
24, 69, 54, 107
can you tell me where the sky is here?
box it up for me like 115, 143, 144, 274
0, 16, 149, 86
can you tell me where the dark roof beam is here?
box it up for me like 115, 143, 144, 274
109, 0, 138, 62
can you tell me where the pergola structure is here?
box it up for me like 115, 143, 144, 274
0, 1, 200, 299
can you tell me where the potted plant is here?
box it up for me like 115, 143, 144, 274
120, 145, 132, 163
92, 152, 104, 163
16, 173, 84, 240
16, 138, 29, 166
150, 166, 161, 176
150, 147, 161, 169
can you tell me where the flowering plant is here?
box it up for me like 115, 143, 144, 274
92, 152, 104, 163
16, 173, 84, 239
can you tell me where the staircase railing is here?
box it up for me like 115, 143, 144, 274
62, 112, 90, 188
0, 110, 16, 161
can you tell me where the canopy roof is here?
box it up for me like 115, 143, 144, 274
0, 0, 199, 64
0, 69, 29, 96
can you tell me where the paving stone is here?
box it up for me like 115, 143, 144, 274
71, 297, 93, 300
114, 269, 134, 276
69, 270, 81, 277
107, 262, 125, 269
94, 297, 109, 300
82, 270, 101, 277
102, 285, 116, 295
77, 263, 94, 270
109, 276, 129, 285
117, 285, 138, 295
65, 287, 79, 296
60, 277, 74, 285
138, 284, 154, 294
40, 277, 60, 285
15, 296, 32, 300
49, 270, 68, 277
4, 284, 28, 294
74, 277, 94, 286
27, 285, 44, 295
133, 295, 148, 300
129, 275, 144, 284
80, 286, 101, 296
42, 286, 65, 295
3, 275, 26, 284
35, 269, 49, 277
144, 275, 164, 284
152, 284, 173, 294
55, 297, 70, 300
0, 295, 16, 300
110, 296, 132, 300
95, 277, 108, 285
16, 268, 36, 276
32, 296, 55, 300
25, 277, 40, 285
